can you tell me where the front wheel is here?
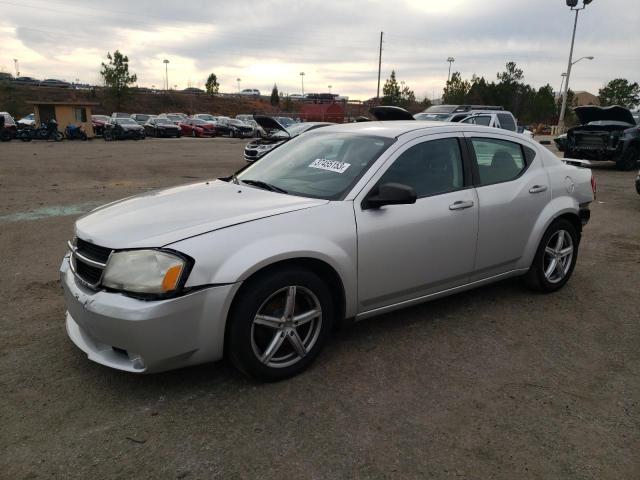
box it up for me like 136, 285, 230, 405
525, 218, 579, 293
227, 267, 334, 381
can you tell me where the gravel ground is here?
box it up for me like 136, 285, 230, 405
1, 137, 639, 479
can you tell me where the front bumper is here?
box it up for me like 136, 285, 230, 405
60, 255, 238, 373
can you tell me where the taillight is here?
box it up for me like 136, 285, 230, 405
590, 174, 597, 200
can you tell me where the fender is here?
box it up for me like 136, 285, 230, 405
169, 203, 359, 317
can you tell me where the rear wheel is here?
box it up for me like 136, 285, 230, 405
616, 146, 639, 171
525, 218, 579, 293
227, 267, 334, 381
0, 130, 11, 142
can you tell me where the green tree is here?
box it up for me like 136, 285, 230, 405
100, 50, 137, 109
270, 84, 279, 106
496, 61, 524, 85
442, 72, 470, 104
530, 84, 557, 124
382, 70, 402, 105
598, 78, 640, 108
205, 73, 219, 95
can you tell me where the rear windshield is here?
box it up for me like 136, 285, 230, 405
237, 133, 395, 200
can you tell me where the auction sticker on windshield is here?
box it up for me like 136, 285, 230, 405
309, 159, 351, 173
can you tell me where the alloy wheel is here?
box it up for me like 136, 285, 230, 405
543, 229, 574, 284
250, 286, 322, 368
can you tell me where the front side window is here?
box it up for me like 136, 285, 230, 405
376, 137, 464, 198
471, 138, 526, 185
237, 133, 395, 200
497, 113, 516, 131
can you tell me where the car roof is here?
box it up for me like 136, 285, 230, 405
314, 121, 530, 141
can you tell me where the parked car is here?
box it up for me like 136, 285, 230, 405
179, 118, 216, 137
17, 113, 36, 128
159, 113, 186, 125
459, 111, 517, 132
0, 111, 17, 141
182, 87, 205, 94
40, 78, 71, 88
244, 116, 331, 162
104, 117, 145, 141
239, 88, 260, 97
214, 117, 254, 137
562, 105, 639, 170
416, 105, 505, 123
61, 120, 595, 380
91, 115, 110, 136
13, 76, 40, 85
130, 114, 153, 125
111, 112, 131, 119
144, 117, 181, 138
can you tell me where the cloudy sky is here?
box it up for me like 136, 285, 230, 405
1, 0, 638, 100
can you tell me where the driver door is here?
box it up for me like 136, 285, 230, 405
354, 134, 479, 313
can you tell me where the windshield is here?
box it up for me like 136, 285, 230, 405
155, 118, 174, 125
237, 133, 395, 200
135, 115, 150, 121
414, 113, 450, 121
166, 115, 181, 121
228, 119, 245, 126
116, 118, 137, 125
285, 123, 314, 136
93, 115, 109, 122
196, 114, 215, 121
276, 117, 295, 127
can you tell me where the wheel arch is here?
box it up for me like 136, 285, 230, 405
223, 256, 347, 358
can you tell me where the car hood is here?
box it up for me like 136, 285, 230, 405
254, 115, 289, 136
574, 105, 635, 125
75, 180, 328, 249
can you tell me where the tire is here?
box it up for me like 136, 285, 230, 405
80, 132, 88, 141
525, 218, 579, 293
0, 130, 10, 142
227, 267, 335, 381
54, 132, 63, 142
615, 146, 639, 171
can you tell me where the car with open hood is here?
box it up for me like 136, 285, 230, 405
243, 116, 331, 162
562, 105, 639, 170
61, 120, 595, 380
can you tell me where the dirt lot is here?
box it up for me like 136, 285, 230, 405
1, 137, 639, 479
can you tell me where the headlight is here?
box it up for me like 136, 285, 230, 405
102, 250, 189, 295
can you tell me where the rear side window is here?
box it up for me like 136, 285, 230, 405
378, 138, 464, 197
471, 138, 526, 185
463, 115, 491, 126
497, 113, 516, 131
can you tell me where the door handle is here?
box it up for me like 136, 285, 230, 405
449, 200, 475, 210
529, 185, 548, 194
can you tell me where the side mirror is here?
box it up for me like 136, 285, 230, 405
363, 183, 417, 210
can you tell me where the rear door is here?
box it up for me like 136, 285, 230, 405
464, 133, 550, 279
354, 134, 478, 312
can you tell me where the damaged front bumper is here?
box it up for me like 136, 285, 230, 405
60, 255, 238, 373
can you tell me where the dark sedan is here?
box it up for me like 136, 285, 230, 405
144, 117, 181, 138
104, 118, 145, 141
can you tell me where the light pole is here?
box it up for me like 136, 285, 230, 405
13, 58, 19, 77
163, 59, 169, 90
446, 57, 455, 83
236, 78, 241, 93
328, 84, 332, 94
558, 0, 594, 131
300, 72, 305, 96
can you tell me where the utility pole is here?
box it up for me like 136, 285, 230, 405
13, 58, 19, 77
376, 31, 383, 101
163, 59, 169, 90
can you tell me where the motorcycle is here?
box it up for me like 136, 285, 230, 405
64, 124, 88, 141
17, 119, 63, 142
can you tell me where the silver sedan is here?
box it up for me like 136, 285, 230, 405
61, 122, 595, 380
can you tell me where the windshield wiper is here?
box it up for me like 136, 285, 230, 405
240, 179, 288, 194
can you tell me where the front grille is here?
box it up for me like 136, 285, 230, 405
77, 238, 111, 263
75, 259, 104, 285
246, 150, 258, 157
575, 135, 606, 148
71, 238, 113, 287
